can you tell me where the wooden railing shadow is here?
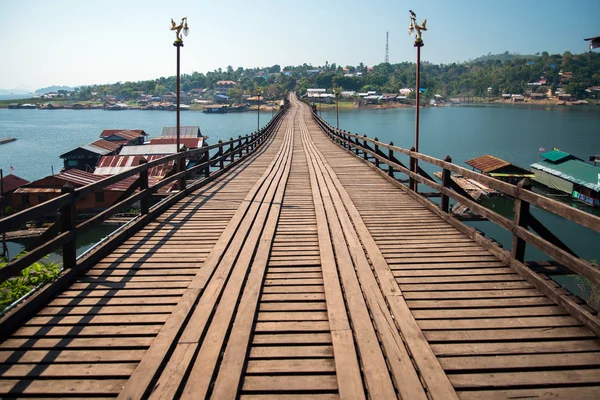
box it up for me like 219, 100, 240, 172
0, 100, 289, 340
311, 108, 600, 337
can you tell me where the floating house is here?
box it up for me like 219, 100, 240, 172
1, 174, 29, 208
531, 150, 600, 207
59, 139, 122, 172
465, 154, 534, 185
11, 169, 163, 212
160, 126, 202, 139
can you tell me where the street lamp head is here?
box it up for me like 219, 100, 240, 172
408, 10, 427, 46
171, 17, 189, 44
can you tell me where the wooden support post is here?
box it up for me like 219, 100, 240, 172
244, 135, 249, 154
409, 146, 417, 192
218, 140, 224, 169
229, 138, 234, 163
512, 178, 532, 262
203, 149, 210, 177
374, 138, 380, 169
60, 183, 76, 271
139, 158, 149, 215
440, 155, 452, 213
177, 148, 186, 191
388, 142, 394, 178
363, 135, 368, 160
238, 136, 243, 158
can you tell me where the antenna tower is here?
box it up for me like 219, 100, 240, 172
385, 31, 389, 63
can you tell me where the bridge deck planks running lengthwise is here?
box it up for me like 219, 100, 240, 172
1, 94, 599, 399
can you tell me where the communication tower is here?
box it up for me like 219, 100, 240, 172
385, 31, 389, 63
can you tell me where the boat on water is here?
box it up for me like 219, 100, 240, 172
530, 150, 600, 207
203, 104, 249, 114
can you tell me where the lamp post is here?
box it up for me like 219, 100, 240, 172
257, 87, 262, 132
333, 86, 341, 131
408, 10, 427, 191
170, 17, 189, 154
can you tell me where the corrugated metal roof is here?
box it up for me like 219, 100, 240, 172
465, 155, 511, 173
94, 155, 175, 178
80, 144, 111, 156
1, 174, 30, 193
531, 160, 600, 191
149, 137, 204, 148
539, 150, 572, 163
161, 126, 201, 138
119, 144, 179, 156
100, 129, 147, 138
90, 139, 121, 152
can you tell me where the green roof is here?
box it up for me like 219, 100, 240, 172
531, 159, 600, 191
539, 150, 572, 163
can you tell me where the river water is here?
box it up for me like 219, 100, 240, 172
1, 104, 599, 263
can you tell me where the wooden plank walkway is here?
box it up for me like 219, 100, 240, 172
1, 94, 600, 399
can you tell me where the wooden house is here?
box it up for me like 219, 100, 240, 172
465, 154, 534, 185
1, 174, 29, 209
11, 169, 163, 212
94, 155, 175, 179
59, 140, 122, 172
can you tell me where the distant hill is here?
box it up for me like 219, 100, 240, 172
469, 51, 536, 63
35, 85, 75, 94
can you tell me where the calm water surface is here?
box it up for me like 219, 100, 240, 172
1, 104, 599, 263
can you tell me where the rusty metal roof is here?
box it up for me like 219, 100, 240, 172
94, 155, 175, 178
161, 126, 201, 138
1, 174, 30, 193
465, 155, 511, 173
149, 137, 204, 148
90, 139, 122, 152
100, 129, 147, 139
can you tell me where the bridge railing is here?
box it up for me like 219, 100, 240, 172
0, 102, 289, 290
312, 109, 600, 334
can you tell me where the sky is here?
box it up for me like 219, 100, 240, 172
1, 0, 599, 91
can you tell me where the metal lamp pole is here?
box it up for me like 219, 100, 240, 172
333, 86, 340, 131
170, 17, 189, 188
408, 10, 427, 191
257, 88, 262, 132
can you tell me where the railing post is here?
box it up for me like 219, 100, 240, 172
139, 158, 149, 215
512, 178, 532, 262
374, 138, 380, 169
440, 155, 452, 213
229, 138, 234, 163
203, 148, 210, 177
409, 146, 417, 192
388, 142, 394, 178
60, 183, 76, 270
244, 135, 249, 155
218, 140, 224, 169
177, 148, 186, 191
363, 135, 368, 160
238, 135, 243, 158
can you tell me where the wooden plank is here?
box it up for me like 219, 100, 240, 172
0, 379, 126, 395
242, 375, 338, 392
458, 387, 600, 400
246, 359, 336, 373
439, 352, 600, 370
450, 368, 600, 388
431, 339, 600, 356
0, 362, 137, 377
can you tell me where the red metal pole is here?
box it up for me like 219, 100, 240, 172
176, 43, 181, 152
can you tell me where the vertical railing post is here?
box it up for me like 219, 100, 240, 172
229, 138, 234, 163
374, 138, 380, 169
244, 135, 249, 155
238, 135, 243, 158
60, 183, 76, 270
218, 140, 224, 169
139, 158, 149, 215
440, 155, 452, 213
512, 178, 532, 262
177, 148, 186, 191
388, 142, 394, 178
363, 135, 368, 160
409, 146, 417, 192
203, 148, 210, 177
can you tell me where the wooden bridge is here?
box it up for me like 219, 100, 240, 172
1, 94, 600, 399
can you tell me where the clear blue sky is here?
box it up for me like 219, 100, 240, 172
1, 0, 599, 90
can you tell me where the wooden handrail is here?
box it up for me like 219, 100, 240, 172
0, 102, 289, 284
311, 108, 600, 289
